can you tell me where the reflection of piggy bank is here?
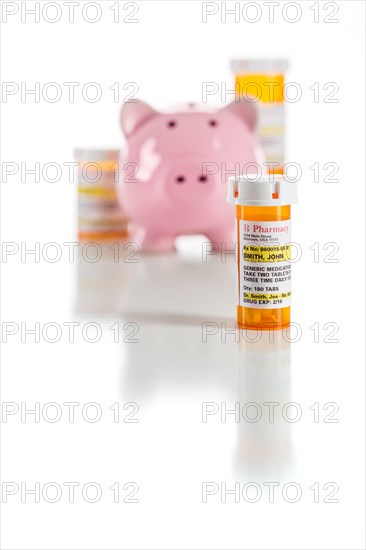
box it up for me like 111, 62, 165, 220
119, 100, 264, 251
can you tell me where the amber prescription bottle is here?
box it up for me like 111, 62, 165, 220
74, 148, 129, 241
231, 59, 288, 174
227, 174, 298, 330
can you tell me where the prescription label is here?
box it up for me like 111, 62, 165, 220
238, 220, 291, 309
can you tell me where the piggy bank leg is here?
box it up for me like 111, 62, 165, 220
205, 227, 236, 251
133, 227, 176, 252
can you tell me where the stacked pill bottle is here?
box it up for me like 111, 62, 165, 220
227, 174, 298, 330
74, 149, 129, 240
231, 59, 288, 174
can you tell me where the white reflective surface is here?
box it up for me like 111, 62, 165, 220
2, 236, 365, 549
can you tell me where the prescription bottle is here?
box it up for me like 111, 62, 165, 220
231, 59, 288, 174
227, 174, 298, 330
74, 149, 129, 240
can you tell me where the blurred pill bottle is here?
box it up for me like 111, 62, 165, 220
231, 59, 288, 174
74, 148, 129, 241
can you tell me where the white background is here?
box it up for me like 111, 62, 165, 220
1, 1, 365, 549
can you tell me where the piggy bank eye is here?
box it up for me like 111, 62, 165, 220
167, 120, 177, 128
176, 175, 185, 183
198, 175, 208, 183
208, 119, 218, 127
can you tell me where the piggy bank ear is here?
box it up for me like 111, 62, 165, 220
120, 100, 158, 137
221, 98, 258, 131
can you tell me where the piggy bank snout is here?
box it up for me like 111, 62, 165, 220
165, 159, 218, 203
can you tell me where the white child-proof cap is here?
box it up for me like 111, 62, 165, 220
231, 59, 289, 74
74, 149, 120, 162
227, 174, 298, 206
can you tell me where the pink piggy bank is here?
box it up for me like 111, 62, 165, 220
119, 100, 264, 251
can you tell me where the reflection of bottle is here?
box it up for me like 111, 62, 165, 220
231, 59, 288, 174
235, 332, 294, 479
74, 148, 129, 240
75, 244, 134, 316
